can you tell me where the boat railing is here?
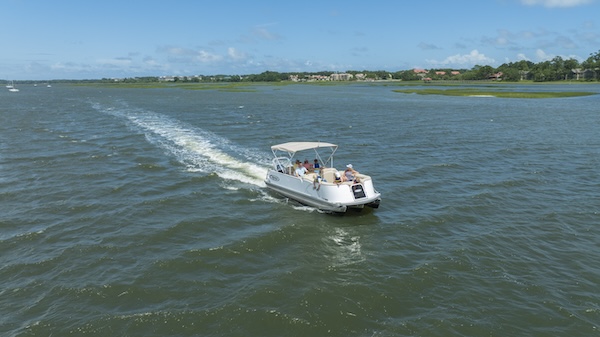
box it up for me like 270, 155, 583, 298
272, 157, 291, 172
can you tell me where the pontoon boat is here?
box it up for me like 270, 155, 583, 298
264, 142, 381, 213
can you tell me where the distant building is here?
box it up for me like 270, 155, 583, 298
489, 72, 503, 81
330, 73, 354, 81
571, 68, 595, 80
519, 70, 530, 81
159, 76, 176, 82
355, 73, 367, 81
413, 68, 428, 80
307, 75, 329, 81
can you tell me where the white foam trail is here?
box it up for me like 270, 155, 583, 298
328, 228, 364, 266
95, 102, 268, 188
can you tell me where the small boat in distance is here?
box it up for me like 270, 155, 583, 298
264, 142, 381, 213
7, 80, 19, 92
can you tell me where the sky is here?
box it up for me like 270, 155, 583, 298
2, 0, 599, 80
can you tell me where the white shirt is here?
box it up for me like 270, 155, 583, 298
295, 166, 308, 177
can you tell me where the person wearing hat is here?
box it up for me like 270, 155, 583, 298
344, 164, 359, 182
333, 170, 342, 184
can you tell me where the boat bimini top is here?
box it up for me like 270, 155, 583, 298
270, 142, 338, 169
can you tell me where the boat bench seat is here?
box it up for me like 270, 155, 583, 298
320, 169, 371, 184
321, 168, 341, 184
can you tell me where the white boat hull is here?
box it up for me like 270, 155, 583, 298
265, 169, 381, 213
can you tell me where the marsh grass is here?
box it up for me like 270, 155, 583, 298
74, 81, 597, 98
392, 88, 596, 98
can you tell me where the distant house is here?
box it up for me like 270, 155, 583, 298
583, 69, 596, 80
159, 76, 176, 82
423, 77, 432, 82
435, 71, 446, 75
413, 68, 428, 80
330, 73, 354, 81
572, 68, 584, 80
307, 75, 329, 81
572, 68, 596, 80
489, 72, 503, 81
355, 73, 367, 81
451, 71, 460, 75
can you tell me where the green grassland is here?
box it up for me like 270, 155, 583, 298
75, 80, 598, 98
392, 87, 596, 98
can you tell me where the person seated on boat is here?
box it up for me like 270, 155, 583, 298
289, 159, 302, 175
313, 159, 320, 173
295, 162, 308, 177
313, 172, 326, 190
294, 159, 301, 168
334, 171, 343, 184
303, 159, 312, 171
344, 164, 360, 182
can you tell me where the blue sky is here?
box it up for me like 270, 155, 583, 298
2, 0, 599, 80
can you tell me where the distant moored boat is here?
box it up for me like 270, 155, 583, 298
7, 80, 19, 92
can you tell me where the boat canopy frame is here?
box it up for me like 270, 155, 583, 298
270, 142, 338, 171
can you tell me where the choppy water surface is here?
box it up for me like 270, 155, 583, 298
1, 83, 600, 336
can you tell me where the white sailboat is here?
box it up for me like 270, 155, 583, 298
8, 80, 19, 92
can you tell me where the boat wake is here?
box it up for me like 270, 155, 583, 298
92, 102, 268, 189
327, 227, 365, 267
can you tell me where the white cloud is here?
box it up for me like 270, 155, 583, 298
143, 56, 159, 66
532, 49, 585, 62
195, 50, 222, 63
227, 47, 248, 61
520, 0, 593, 7
427, 50, 496, 67
157, 46, 222, 64
535, 49, 553, 61
252, 25, 282, 41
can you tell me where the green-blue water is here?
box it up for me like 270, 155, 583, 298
1, 83, 600, 336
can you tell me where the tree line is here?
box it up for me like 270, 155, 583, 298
96, 49, 600, 83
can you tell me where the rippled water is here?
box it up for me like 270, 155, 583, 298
1, 83, 600, 336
